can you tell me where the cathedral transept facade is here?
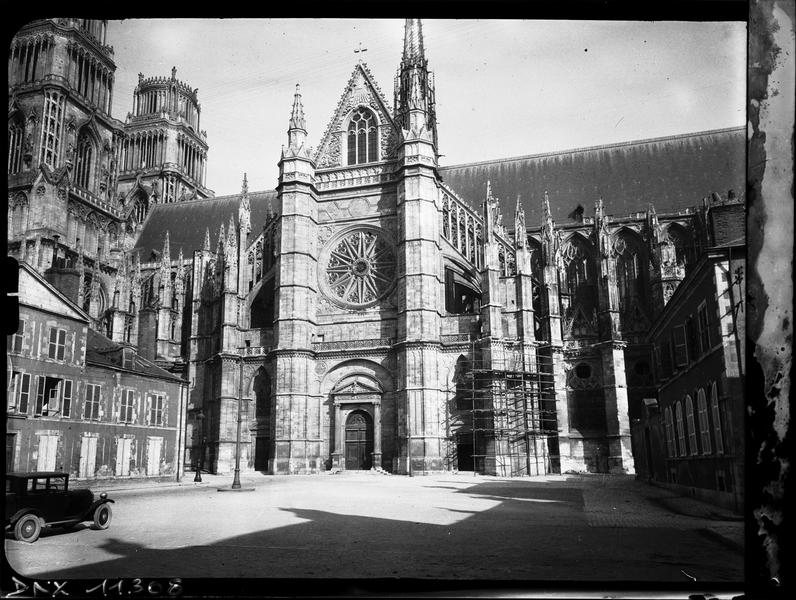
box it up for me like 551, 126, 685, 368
8, 18, 745, 478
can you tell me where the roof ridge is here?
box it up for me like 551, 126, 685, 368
150, 189, 277, 208
439, 126, 745, 171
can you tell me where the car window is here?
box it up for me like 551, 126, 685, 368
48, 478, 66, 491
5, 480, 13, 493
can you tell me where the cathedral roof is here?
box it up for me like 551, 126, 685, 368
438, 126, 745, 227
134, 190, 276, 258
135, 127, 742, 257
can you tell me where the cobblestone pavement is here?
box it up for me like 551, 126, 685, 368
5, 472, 744, 585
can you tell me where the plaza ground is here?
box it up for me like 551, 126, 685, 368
5, 472, 743, 584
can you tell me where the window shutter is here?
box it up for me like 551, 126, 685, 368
652, 345, 662, 381
672, 325, 688, 367
686, 396, 698, 455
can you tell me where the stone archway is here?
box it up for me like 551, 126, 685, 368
251, 367, 271, 471
330, 375, 383, 471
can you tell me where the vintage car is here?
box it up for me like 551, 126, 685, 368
4, 471, 114, 543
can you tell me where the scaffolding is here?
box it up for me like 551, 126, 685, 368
446, 341, 560, 477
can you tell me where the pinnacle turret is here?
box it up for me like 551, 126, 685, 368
203, 227, 211, 252
286, 83, 309, 151
238, 173, 251, 236
402, 19, 426, 67
216, 222, 226, 255
289, 84, 306, 132
160, 231, 171, 270
394, 18, 438, 151
514, 195, 526, 248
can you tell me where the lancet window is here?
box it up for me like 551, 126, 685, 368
667, 224, 695, 270
441, 196, 450, 238
347, 108, 378, 165
65, 44, 113, 113
10, 36, 53, 86
561, 237, 595, 297
74, 130, 94, 190
40, 90, 65, 168
614, 232, 646, 310
529, 239, 545, 340
8, 119, 24, 174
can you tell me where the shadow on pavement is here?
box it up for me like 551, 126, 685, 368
6, 479, 744, 586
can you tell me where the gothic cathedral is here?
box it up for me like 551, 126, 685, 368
8, 19, 745, 477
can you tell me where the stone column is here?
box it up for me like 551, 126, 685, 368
331, 401, 343, 469
599, 341, 635, 473
372, 400, 382, 469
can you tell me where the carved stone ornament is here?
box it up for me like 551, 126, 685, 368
318, 225, 334, 245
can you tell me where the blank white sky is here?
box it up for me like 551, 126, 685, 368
106, 19, 746, 197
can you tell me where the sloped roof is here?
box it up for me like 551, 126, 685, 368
18, 262, 90, 323
438, 127, 745, 226
134, 127, 743, 256
85, 328, 183, 382
134, 190, 276, 258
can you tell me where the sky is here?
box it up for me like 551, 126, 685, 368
106, 19, 746, 197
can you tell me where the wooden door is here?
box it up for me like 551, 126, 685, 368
115, 437, 132, 476
78, 435, 97, 478
344, 412, 372, 470
6, 433, 16, 472
146, 437, 163, 476
36, 435, 58, 471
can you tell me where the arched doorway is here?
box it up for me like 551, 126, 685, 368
345, 411, 373, 470
252, 367, 271, 471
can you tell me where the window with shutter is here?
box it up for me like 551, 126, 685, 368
672, 325, 688, 367
664, 407, 676, 457
685, 395, 698, 455
62, 380, 73, 418
675, 401, 686, 456
697, 388, 711, 454
698, 303, 711, 353
711, 382, 724, 454
19, 373, 31, 414
686, 317, 699, 362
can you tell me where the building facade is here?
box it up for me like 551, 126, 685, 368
632, 233, 745, 511
7, 19, 746, 478
6, 262, 187, 479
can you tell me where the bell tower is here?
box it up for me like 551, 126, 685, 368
117, 66, 212, 215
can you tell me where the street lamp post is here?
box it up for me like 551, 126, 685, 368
231, 353, 244, 489
217, 349, 254, 492
193, 410, 205, 482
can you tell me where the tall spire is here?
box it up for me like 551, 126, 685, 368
394, 18, 438, 150
286, 83, 308, 151
289, 84, 306, 131
402, 19, 426, 67
161, 230, 171, 267
203, 227, 211, 252
238, 173, 251, 236
514, 194, 526, 248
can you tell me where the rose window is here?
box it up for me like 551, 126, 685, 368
323, 228, 396, 308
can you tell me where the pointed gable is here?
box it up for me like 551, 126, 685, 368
314, 63, 400, 169
18, 263, 90, 323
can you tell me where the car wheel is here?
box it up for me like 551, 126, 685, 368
93, 504, 112, 530
14, 514, 42, 543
